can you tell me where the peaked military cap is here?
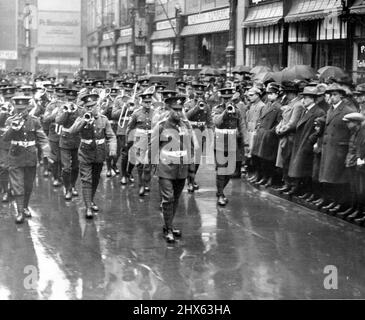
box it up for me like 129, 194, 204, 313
11, 96, 32, 107
164, 96, 187, 110
81, 93, 99, 107
161, 90, 177, 99
219, 87, 235, 98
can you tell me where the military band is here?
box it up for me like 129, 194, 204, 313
2, 70, 365, 244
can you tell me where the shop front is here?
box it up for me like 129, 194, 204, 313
99, 30, 117, 72
150, 19, 176, 74
180, 7, 230, 72
350, 0, 365, 83
242, 0, 284, 69
116, 27, 133, 73
285, 0, 346, 70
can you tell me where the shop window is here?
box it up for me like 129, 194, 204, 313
316, 41, 346, 69
152, 40, 174, 73
245, 45, 282, 69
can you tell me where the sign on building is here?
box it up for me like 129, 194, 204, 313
0, 0, 18, 60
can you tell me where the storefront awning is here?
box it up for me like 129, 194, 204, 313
285, 0, 342, 23
242, 2, 283, 28
151, 28, 176, 41
350, 0, 365, 14
38, 59, 81, 66
180, 19, 229, 37
99, 39, 114, 47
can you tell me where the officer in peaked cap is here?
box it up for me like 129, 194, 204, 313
122, 82, 135, 92
155, 84, 166, 93
20, 85, 35, 97
138, 79, 150, 88
150, 95, 196, 243
4, 96, 50, 224
92, 80, 104, 88
68, 93, 117, 219
73, 79, 83, 90
126, 92, 154, 197
192, 83, 206, 97
104, 79, 113, 88
47, 76, 56, 83
65, 89, 79, 102
160, 90, 177, 100
0, 87, 16, 203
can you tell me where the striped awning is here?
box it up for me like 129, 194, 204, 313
151, 28, 176, 40
350, 0, 365, 14
285, 0, 342, 23
242, 1, 283, 28
180, 19, 229, 37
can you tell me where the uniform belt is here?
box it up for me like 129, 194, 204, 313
11, 140, 36, 148
215, 128, 237, 135
161, 150, 188, 158
136, 128, 152, 134
81, 139, 105, 145
190, 121, 206, 126
62, 127, 72, 133
109, 120, 118, 124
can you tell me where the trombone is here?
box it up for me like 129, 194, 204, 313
118, 83, 138, 129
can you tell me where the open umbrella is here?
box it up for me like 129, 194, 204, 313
199, 66, 220, 76
232, 65, 251, 74
253, 71, 274, 83
317, 66, 347, 81
281, 65, 316, 82
250, 65, 272, 75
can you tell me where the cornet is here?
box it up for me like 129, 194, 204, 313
1, 102, 14, 115
63, 103, 78, 113
226, 103, 236, 114
83, 112, 94, 123
11, 114, 25, 131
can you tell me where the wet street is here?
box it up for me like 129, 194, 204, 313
1, 165, 365, 300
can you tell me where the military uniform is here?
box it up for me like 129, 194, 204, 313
55, 102, 82, 200
111, 95, 136, 184
150, 96, 196, 243
212, 88, 246, 206
69, 94, 117, 219
43, 88, 67, 186
185, 98, 214, 192
3, 97, 50, 224
126, 93, 154, 196
0, 87, 16, 202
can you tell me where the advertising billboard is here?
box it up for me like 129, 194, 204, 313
38, 11, 81, 46
0, 0, 17, 60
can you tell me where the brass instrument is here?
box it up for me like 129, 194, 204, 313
226, 103, 235, 114
0, 102, 14, 115
118, 83, 138, 129
83, 112, 94, 123
63, 102, 78, 113
199, 101, 206, 110
10, 114, 25, 131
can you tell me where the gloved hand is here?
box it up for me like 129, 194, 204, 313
357, 158, 365, 167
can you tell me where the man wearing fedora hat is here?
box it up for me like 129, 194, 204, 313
275, 81, 305, 192
286, 86, 326, 198
3, 96, 50, 224
334, 112, 365, 223
354, 83, 365, 115
317, 83, 357, 214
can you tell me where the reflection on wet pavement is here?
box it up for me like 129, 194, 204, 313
0, 166, 365, 300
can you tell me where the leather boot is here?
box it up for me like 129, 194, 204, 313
91, 202, 99, 212
64, 190, 73, 201
336, 207, 354, 219
163, 226, 182, 238
298, 193, 311, 200
193, 182, 199, 190
53, 179, 62, 188
276, 185, 291, 193
112, 165, 120, 175
217, 195, 227, 207
120, 176, 128, 185
164, 229, 175, 243
85, 207, 94, 219
346, 210, 362, 222
258, 178, 268, 186
106, 170, 112, 178
264, 177, 273, 188
322, 202, 337, 211
306, 194, 316, 202
15, 196, 25, 224
72, 188, 79, 197
139, 186, 145, 197
328, 204, 342, 215
23, 208, 32, 218
2, 192, 10, 203
354, 215, 365, 226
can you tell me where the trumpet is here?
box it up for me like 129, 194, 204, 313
63, 103, 78, 113
226, 103, 236, 114
199, 101, 206, 110
1, 102, 14, 115
83, 112, 94, 123
11, 114, 25, 131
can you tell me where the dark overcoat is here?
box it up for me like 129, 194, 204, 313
251, 100, 282, 162
288, 104, 326, 178
319, 101, 356, 184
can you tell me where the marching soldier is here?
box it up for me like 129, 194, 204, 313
69, 93, 117, 219
55, 89, 82, 201
213, 88, 246, 206
127, 93, 154, 197
149, 96, 196, 243
185, 97, 214, 193
111, 91, 136, 185
43, 86, 68, 187
3, 96, 50, 224
0, 87, 16, 203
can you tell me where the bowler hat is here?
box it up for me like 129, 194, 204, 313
325, 83, 347, 96
300, 86, 319, 97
